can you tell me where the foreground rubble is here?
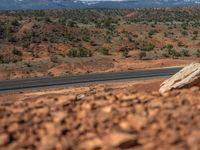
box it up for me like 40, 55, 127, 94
1, 86, 200, 150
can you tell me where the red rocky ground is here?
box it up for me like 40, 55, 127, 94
1, 84, 200, 150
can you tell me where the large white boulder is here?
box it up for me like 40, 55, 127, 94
159, 63, 200, 94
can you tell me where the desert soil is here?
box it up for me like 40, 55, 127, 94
1, 79, 200, 150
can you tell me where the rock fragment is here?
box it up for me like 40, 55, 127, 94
0, 133, 10, 146
160, 63, 200, 94
76, 94, 85, 100
79, 138, 103, 150
104, 131, 139, 148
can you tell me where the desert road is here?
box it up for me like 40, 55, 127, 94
0, 67, 182, 92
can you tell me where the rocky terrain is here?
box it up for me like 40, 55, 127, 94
1, 79, 200, 150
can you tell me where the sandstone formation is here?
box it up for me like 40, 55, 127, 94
160, 63, 200, 94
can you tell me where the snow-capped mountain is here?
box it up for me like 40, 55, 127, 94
0, 0, 200, 10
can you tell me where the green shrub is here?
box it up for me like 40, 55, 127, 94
45, 17, 51, 23
67, 48, 92, 57
180, 49, 190, 57
162, 44, 173, 50
12, 47, 22, 56
90, 41, 97, 46
67, 48, 78, 57
193, 31, 198, 35
8, 36, 17, 43
177, 41, 184, 47
97, 48, 109, 55
0, 55, 4, 64
11, 19, 20, 26
148, 30, 157, 38
139, 51, 146, 60
192, 35, 197, 40
68, 20, 77, 27
79, 48, 89, 57
122, 50, 129, 58
168, 49, 181, 57
196, 49, 200, 58
181, 31, 188, 36
141, 42, 155, 51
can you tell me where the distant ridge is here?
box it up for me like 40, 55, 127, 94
0, 0, 199, 10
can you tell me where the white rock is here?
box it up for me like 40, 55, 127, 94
76, 94, 85, 100
159, 63, 200, 94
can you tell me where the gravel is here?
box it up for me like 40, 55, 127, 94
1, 86, 200, 149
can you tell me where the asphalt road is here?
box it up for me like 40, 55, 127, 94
0, 67, 182, 92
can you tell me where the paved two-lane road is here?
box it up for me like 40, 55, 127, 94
0, 67, 182, 92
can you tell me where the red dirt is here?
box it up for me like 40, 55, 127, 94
1, 79, 200, 150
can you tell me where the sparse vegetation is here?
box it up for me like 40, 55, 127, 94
180, 49, 190, 57
141, 42, 155, 51
122, 50, 129, 58
139, 51, 146, 60
67, 48, 78, 57
97, 48, 109, 55
12, 47, 22, 56
0, 7, 199, 79
67, 48, 92, 57
196, 49, 200, 58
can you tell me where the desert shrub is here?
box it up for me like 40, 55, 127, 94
21, 31, 32, 42
67, 48, 78, 57
163, 32, 174, 38
50, 55, 62, 63
167, 49, 181, 57
192, 35, 197, 40
0, 54, 20, 64
177, 41, 184, 47
82, 36, 90, 42
148, 30, 157, 38
164, 32, 168, 37
139, 51, 146, 60
45, 17, 52, 23
162, 44, 173, 50
196, 49, 200, 58
11, 19, 20, 26
162, 53, 170, 58
8, 36, 17, 43
122, 50, 129, 58
128, 36, 133, 42
181, 31, 188, 36
141, 42, 155, 51
58, 17, 67, 25
181, 23, 188, 30
97, 48, 109, 55
90, 40, 97, 46
180, 49, 190, 57
193, 31, 198, 35
12, 47, 22, 56
68, 20, 77, 27
0, 55, 4, 64
79, 48, 92, 57
22, 41, 31, 48
24, 62, 32, 68
0, 24, 5, 39
67, 48, 92, 57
